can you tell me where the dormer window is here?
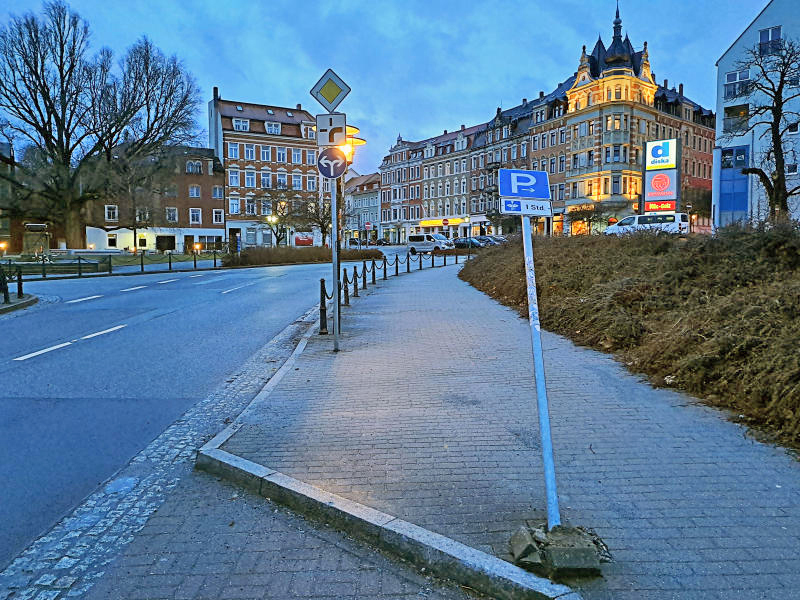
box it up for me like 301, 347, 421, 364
233, 118, 249, 131
286, 111, 293, 117
265, 122, 281, 135
267, 109, 274, 114
236, 105, 243, 111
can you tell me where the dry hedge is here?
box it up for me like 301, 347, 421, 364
459, 228, 800, 448
223, 247, 383, 266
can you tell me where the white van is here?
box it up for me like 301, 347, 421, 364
604, 213, 689, 236
407, 233, 454, 254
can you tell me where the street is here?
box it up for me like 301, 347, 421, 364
0, 263, 337, 569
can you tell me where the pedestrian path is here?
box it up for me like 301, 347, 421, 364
218, 265, 800, 600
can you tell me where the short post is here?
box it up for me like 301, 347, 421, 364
319, 278, 329, 335
419, 253, 422, 270
213, 249, 217, 268
169, 253, 173, 271
444, 252, 447, 267
42, 256, 47, 279
362, 261, 367, 289
140, 252, 144, 273
77, 256, 82, 277
193, 251, 198, 269
431, 250, 435, 268
456, 251, 459, 264
371, 259, 376, 284
395, 256, 399, 277
353, 266, 359, 297
343, 271, 350, 306
407, 252, 411, 273
382, 256, 387, 280
1, 269, 9, 304
108, 256, 113, 274
17, 267, 24, 298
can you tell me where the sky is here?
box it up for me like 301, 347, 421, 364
6, 0, 769, 173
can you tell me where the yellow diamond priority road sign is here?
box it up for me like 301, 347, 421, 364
310, 69, 351, 113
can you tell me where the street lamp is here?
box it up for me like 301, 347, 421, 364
0, 241, 7, 256
193, 242, 201, 254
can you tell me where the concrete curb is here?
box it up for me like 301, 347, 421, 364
0, 294, 38, 314
195, 267, 582, 600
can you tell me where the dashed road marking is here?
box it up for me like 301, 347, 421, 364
221, 281, 259, 294
66, 295, 103, 304
188, 274, 204, 278
13, 342, 72, 361
120, 286, 147, 292
81, 324, 127, 340
156, 279, 178, 284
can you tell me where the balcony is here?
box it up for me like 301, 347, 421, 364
602, 130, 630, 145
723, 81, 751, 100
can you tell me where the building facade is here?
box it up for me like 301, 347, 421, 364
85, 147, 226, 253
712, 0, 800, 226
344, 173, 380, 244
208, 87, 327, 249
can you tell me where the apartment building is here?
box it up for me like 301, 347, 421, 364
712, 0, 800, 225
208, 87, 325, 249
85, 146, 225, 253
344, 173, 380, 243
379, 135, 422, 243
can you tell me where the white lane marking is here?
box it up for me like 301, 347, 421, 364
188, 274, 204, 278
156, 279, 178, 284
14, 342, 72, 361
81, 324, 127, 340
120, 286, 147, 292
66, 295, 103, 304
221, 281, 259, 294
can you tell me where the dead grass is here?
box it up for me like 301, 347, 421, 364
459, 227, 800, 449
223, 247, 382, 267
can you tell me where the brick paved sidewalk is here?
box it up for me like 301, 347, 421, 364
84, 470, 476, 600
220, 264, 800, 600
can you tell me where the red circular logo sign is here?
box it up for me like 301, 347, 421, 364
651, 173, 671, 192
442, 219, 449, 226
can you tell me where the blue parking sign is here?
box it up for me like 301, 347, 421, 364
498, 169, 551, 199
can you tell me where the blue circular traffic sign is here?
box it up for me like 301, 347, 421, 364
317, 147, 347, 179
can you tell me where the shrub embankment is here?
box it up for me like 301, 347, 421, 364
459, 228, 800, 448
223, 247, 382, 267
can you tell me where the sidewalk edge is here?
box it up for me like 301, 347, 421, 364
0, 294, 38, 314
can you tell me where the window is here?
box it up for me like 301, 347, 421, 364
788, 163, 798, 174
244, 144, 255, 160
550, 157, 556, 173
233, 118, 249, 131
292, 174, 302, 190
213, 209, 224, 224
306, 150, 316, 165
228, 170, 240, 187
165, 207, 178, 222
560, 128, 566, 143
189, 185, 200, 197
521, 142, 527, 157
277, 173, 287, 189
759, 26, 782, 55
186, 160, 202, 174
266, 122, 281, 134
612, 176, 620, 195
104, 205, 118, 221
789, 122, 799, 134
229, 198, 240, 214
261, 145, 271, 161
228, 142, 239, 159
190, 208, 202, 224
212, 185, 223, 198
107, 234, 117, 248
559, 155, 565, 172
292, 148, 302, 164
246, 199, 256, 215
136, 208, 149, 222
276, 147, 287, 162
260, 171, 271, 188
261, 200, 271, 216
307, 176, 317, 191
244, 171, 256, 188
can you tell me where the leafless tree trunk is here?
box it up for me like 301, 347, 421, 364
0, 1, 199, 248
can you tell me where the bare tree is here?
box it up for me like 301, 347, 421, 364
0, 1, 199, 248
726, 37, 800, 220
259, 184, 292, 246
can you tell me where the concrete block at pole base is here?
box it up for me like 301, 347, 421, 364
510, 522, 602, 578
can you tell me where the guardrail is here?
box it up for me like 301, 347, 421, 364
318, 249, 467, 335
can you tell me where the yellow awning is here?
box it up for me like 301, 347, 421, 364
419, 218, 466, 227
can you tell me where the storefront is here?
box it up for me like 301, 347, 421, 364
418, 218, 467, 239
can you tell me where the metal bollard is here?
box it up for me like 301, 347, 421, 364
444, 252, 447, 267
213, 250, 217, 268
42, 256, 47, 279
140, 252, 144, 273
456, 251, 459, 264
343, 271, 350, 306
407, 252, 411, 273
108, 256, 113, 274
362, 261, 367, 288
77, 257, 82, 277
395, 256, 399, 277
431, 250, 435, 268
1, 269, 9, 304
353, 266, 359, 297
371, 259, 376, 284
319, 278, 328, 335
17, 267, 23, 298
419, 253, 422, 270
193, 252, 197, 269
382, 256, 387, 280
169, 253, 172, 271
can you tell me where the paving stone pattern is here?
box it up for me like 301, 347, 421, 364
84, 471, 476, 600
0, 313, 313, 600
222, 264, 800, 600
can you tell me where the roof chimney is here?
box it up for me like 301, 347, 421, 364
461, 124, 465, 130
296, 103, 302, 110
678, 83, 684, 96
663, 78, 668, 89
522, 98, 527, 105
539, 91, 545, 99
213, 86, 219, 100
443, 129, 448, 135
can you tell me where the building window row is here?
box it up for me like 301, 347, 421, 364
227, 142, 315, 165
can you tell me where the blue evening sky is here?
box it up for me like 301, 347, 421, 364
6, 1, 769, 173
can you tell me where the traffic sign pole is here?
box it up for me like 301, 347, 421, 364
521, 215, 561, 531
331, 177, 340, 351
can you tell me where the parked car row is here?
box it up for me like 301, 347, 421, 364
453, 235, 508, 248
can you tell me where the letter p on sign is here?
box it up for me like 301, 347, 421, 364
511, 173, 537, 194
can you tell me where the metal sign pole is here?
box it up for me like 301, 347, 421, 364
331, 178, 340, 351
520, 214, 561, 530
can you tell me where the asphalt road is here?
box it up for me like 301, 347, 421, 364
0, 263, 339, 569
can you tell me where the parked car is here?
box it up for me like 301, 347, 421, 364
604, 212, 690, 236
453, 237, 485, 248
490, 235, 509, 244
476, 236, 501, 246
375, 239, 391, 246
407, 233, 454, 254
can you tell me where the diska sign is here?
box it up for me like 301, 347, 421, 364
645, 139, 677, 170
